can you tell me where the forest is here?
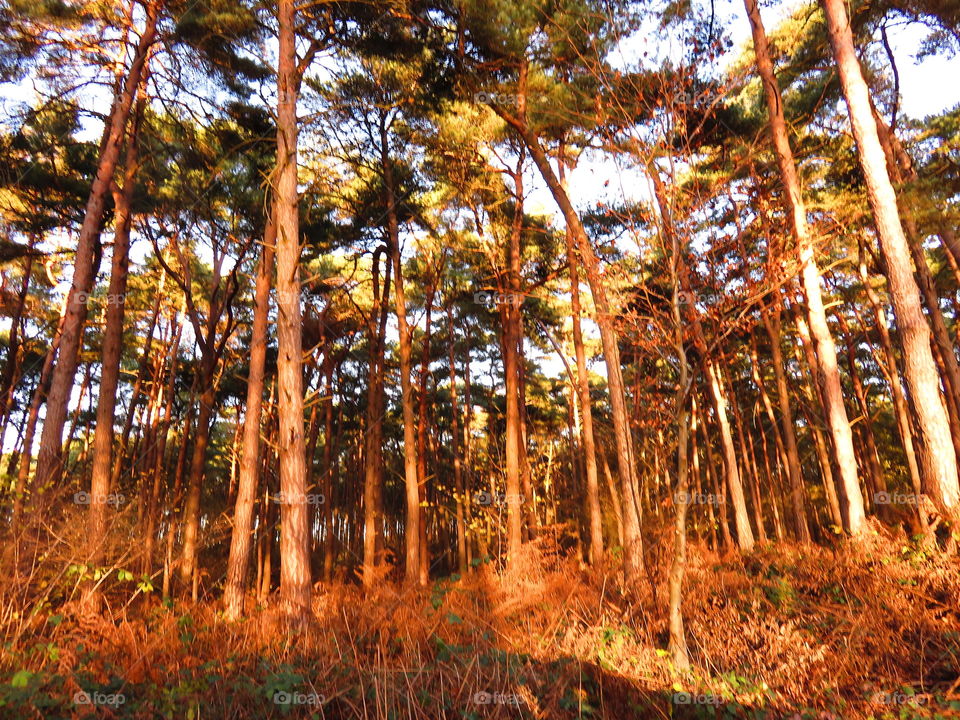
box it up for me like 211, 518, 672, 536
1, 0, 960, 717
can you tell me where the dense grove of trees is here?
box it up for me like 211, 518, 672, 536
2, 0, 960, 673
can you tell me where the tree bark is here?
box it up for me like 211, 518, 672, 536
275, 0, 312, 618
87, 91, 144, 564
35, 0, 158, 491
362, 247, 390, 588
381, 119, 422, 585
499, 115, 644, 584
745, 0, 864, 533
822, 0, 960, 513
223, 222, 275, 619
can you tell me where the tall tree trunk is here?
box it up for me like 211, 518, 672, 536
362, 247, 390, 588
558, 148, 603, 565
648, 166, 754, 550
87, 92, 144, 565
321, 359, 336, 582
142, 313, 183, 575
381, 120, 422, 585
178, 365, 216, 593
223, 223, 275, 619
760, 310, 811, 541
35, 0, 158, 491
706, 362, 755, 550
499, 115, 643, 584
446, 306, 468, 574
822, 0, 960, 514
12, 304, 67, 527
858, 242, 925, 522
745, 0, 865, 533
275, 0, 311, 618
501, 155, 525, 565
416, 267, 438, 583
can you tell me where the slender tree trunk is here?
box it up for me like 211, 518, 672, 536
706, 362, 755, 550
503, 118, 643, 584
823, 0, 960, 514
501, 156, 525, 565
111, 273, 164, 487
858, 242, 925, 520
321, 360, 336, 582
142, 313, 182, 575
559, 148, 603, 565
223, 224, 275, 619
381, 121, 422, 585
416, 269, 438, 583
760, 310, 811, 541
447, 306, 468, 574
649, 166, 753, 550
12, 306, 67, 527
362, 248, 390, 588
275, 0, 312, 618
701, 409, 733, 551
35, 0, 158, 491
746, 0, 865, 533
87, 92, 144, 564
178, 367, 215, 592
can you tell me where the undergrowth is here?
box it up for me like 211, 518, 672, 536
1, 526, 959, 719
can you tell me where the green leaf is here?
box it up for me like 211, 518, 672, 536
10, 670, 33, 688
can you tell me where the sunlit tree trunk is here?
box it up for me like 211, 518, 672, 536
380, 120, 422, 585
87, 92, 145, 566
275, 0, 311, 618
501, 153, 525, 565
558, 146, 603, 565
499, 117, 643, 584
35, 0, 158, 492
745, 0, 864, 534
760, 310, 810, 541
823, 0, 960, 514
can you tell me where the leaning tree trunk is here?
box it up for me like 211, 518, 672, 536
275, 0, 312, 619
35, 0, 158, 492
559, 148, 603, 565
745, 0, 865, 534
502, 115, 644, 585
88, 92, 145, 565
649, 166, 754, 550
823, 0, 960, 514
761, 309, 810, 541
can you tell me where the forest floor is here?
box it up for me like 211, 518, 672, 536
2, 526, 960, 719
